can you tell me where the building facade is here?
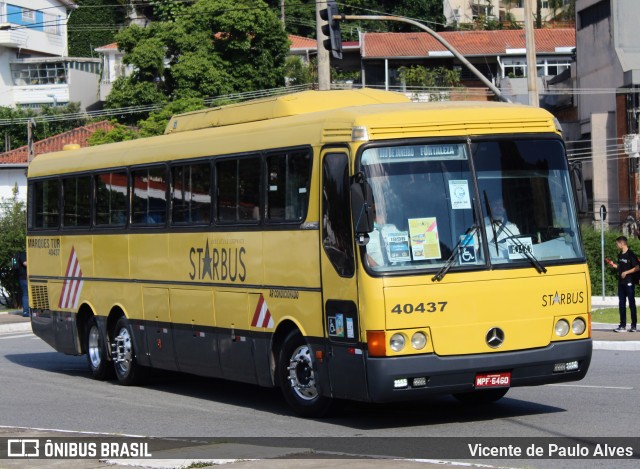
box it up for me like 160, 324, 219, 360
0, 1, 100, 110
444, 0, 573, 26
575, 0, 640, 226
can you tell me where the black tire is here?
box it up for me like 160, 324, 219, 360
112, 316, 148, 386
277, 330, 332, 418
85, 316, 113, 380
453, 388, 509, 404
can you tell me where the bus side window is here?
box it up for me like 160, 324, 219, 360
95, 171, 127, 226
131, 166, 168, 226
216, 156, 260, 223
266, 149, 311, 222
62, 176, 91, 228
171, 162, 211, 225
31, 178, 60, 229
322, 153, 354, 277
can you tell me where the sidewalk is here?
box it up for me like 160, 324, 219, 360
2, 301, 639, 350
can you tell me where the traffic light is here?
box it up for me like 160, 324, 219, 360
319, 1, 343, 59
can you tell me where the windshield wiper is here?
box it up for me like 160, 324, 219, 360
490, 219, 547, 274
432, 224, 478, 282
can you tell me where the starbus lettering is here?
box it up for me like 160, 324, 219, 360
189, 240, 246, 282
541, 291, 584, 307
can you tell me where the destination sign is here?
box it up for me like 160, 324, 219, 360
363, 144, 467, 163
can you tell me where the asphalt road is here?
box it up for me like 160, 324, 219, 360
1, 329, 639, 468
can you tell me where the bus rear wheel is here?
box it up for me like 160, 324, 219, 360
277, 330, 332, 418
112, 316, 148, 386
85, 316, 113, 380
453, 388, 509, 404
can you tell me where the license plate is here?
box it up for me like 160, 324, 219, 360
475, 372, 511, 388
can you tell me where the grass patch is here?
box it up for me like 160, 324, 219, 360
591, 308, 624, 324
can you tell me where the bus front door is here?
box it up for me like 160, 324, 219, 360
320, 150, 368, 401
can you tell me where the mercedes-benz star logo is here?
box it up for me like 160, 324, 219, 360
486, 327, 505, 348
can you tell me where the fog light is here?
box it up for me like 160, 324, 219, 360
554, 362, 566, 373
394, 378, 408, 388
572, 318, 586, 335
390, 333, 406, 352
412, 377, 427, 387
555, 319, 570, 337
411, 332, 427, 350
565, 361, 579, 371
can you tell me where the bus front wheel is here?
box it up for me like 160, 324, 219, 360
452, 388, 509, 404
277, 330, 332, 418
85, 316, 113, 380
112, 316, 148, 386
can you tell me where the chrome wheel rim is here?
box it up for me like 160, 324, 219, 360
115, 327, 132, 375
88, 324, 102, 369
287, 344, 318, 401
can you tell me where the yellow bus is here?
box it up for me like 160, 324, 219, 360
27, 89, 591, 417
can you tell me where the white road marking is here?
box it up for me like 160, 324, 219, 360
547, 384, 633, 390
0, 333, 34, 340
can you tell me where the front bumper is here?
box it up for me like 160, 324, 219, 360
366, 338, 592, 402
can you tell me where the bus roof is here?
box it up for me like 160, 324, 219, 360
28, 90, 558, 178
164, 88, 411, 134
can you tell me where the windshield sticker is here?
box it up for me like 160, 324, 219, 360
381, 226, 412, 263
459, 246, 477, 264
449, 180, 472, 210
409, 217, 442, 260
507, 237, 533, 260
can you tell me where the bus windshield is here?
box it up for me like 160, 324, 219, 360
360, 138, 583, 274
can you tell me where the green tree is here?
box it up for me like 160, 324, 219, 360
284, 56, 313, 86
68, 0, 126, 57
107, 0, 290, 112
138, 98, 206, 137
0, 185, 26, 308
0, 104, 87, 153
87, 122, 140, 146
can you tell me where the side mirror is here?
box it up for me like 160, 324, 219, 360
350, 174, 374, 240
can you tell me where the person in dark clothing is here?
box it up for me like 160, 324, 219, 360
17, 251, 28, 317
607, 236, 638, 332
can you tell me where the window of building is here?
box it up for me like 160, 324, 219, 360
11, 62, 67, 86
31, 179, 60, 229
131, 167, 167, 225
266, 150, 312, 222
578, 0, 610, 30
95, 171, 127, 226
22, 8, 34, 22
62, 176, 91, 228
171, 162, 211, 225
216, 156, 261, 223
504, 59, 526, 78
44, 14, 61, 35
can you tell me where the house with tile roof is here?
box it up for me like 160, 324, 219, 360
360, 28, 575, 97
0, 121, 114, 207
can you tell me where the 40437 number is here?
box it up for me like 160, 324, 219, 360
390, 302, 448, 314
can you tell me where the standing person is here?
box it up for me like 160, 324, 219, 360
607, 236, 638, 332
17, 251, 28, 317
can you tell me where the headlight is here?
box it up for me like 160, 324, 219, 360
390, 333, 406, 352
572, 317, 586, 335
411, 332, 427, 350
555, 319, 570, 337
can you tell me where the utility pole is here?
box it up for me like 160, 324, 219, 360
524, 0, 539, 106
316, 0, 331, 91
280, 0, 285, 25
27, 118, 36, 163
